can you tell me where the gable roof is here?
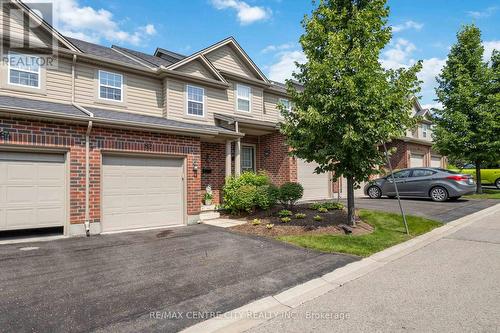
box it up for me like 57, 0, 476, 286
168, 54, 228, 84
12, 0, 80, 53
167, 37, 269, 84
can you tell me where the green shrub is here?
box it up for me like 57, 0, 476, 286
222, 172, 277, 214
309, 202, 323, 210
278, 182, 304, 209
318, 207, 328, 213
310, 201, 344, 211
295, 213, 306, 219
278, 209, 293, 217
281, 217, 291, 223
313, 215, 323, 221
266, 223, 274, 229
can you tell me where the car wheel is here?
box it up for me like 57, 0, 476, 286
430, 186, 449, 202
496, 178, 500, 189
368, 186, 382, 199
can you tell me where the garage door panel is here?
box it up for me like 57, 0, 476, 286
0, 152, 66, 231
297, 159, 331, 201
102, 155, 184, 232
410, 153, 424, 168
431, 156, 441, 168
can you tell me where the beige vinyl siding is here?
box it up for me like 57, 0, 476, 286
263, 93, 282, 122
1, 5, 53, 48
45, 58, 73, 102
175, 60, 217, 80
75, 63, 163, 117
205, 45, 257, 79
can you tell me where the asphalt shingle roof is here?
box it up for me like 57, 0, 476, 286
66, 37, 146, 67
0, 95, 88, 117
112, 46, 175, 68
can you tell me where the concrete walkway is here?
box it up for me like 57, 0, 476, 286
246, 204, 500, 332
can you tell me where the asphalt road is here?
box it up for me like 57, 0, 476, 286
345, 197, 498, 222
0, 225, 357, 333
249, 205, 500, 332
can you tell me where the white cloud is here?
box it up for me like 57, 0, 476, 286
380, 38, 417, 69
26, 0, 157, 45
261, 43, 295, 54
483, 40, 500, 61
421, 102, 443, 110
267, 50, 306, 83
467, 6, 497, 19
392, 20, 424, 33
211, 0, 271, 25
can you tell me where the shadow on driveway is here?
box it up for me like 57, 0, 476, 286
0, 224, 358, 333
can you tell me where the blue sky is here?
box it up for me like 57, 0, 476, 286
45, 0, 500, 108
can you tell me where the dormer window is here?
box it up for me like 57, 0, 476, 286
98, 70, 123, 102
8, 53, 40, 88
236, 84, 251, 112
279, 98, 292, 113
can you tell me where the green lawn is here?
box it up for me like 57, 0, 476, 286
277, 210, 441, 257
464, 189, 500, 199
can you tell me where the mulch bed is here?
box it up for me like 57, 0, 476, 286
226, 203, 374, 238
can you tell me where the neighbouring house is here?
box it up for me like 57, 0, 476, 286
0, 0, 334, 236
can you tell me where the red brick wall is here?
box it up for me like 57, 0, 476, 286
383, 140, 409, 170
0, 116, 202, 225
259, 132, 296, 185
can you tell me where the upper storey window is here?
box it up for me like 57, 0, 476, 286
279, 98, 292, 113
236, 84, 251, 112
186, 85, 205, 117
99, 70, 123, 102
8, 53, 40, 88
422, 124, 429, 138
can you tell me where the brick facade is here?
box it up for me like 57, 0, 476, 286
200, 131, 298, 205
384, 139, 444, 169
0, 116, 202, 226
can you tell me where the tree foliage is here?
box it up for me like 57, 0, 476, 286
433, 25, 500, 193
280, 0, 421, 225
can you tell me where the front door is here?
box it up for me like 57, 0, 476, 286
241, 145, 255, 173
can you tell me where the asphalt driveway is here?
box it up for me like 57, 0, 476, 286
0, 224, 357, 333
346, 197, 498, 222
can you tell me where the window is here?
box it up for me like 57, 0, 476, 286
241, 145, 255, 172
98, 70, 123, 101
391, 170, 411, 178
279, 98, 292, 115
236, 84, 251, 112
411, 169, 435, 177
8, 53, 40, 88
186, 85, 204, 117
422, 124, 429, 138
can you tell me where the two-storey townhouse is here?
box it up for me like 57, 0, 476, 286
0, 0, 333, 236
384, 98, 446, 171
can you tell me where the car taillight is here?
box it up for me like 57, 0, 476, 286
446, 175, 469, 181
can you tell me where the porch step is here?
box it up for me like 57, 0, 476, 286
199, 205, 220, 221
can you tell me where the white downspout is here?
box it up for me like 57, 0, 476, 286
71, 54, 94, 236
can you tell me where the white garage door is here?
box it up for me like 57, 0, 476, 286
0, 151, 66, 231
431, 156, 441, 168
297, 159, 331, 201
102, 155, 184, 232
410, 153, 425, 167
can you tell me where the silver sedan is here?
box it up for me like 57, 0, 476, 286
364, 168, 476, 202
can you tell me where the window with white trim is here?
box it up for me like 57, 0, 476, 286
186, 85, 204, 117
422, 124, 429, 138
8, 53, 40, 88
241, 145, 255, 172
279, 98, 292, 115
236, 84, 251, 112
98, 70, 123, 101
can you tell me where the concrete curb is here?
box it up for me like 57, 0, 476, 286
181, 203, 500, 333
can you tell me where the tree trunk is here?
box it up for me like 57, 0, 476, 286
347, 176, 356, 227
475, 160, 482, 194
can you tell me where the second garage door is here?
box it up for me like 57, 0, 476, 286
297, 159, 331, 201
102, 155, 184, 233
431, 156, 442, 168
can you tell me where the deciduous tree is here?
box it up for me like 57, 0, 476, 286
281, 0, 421, 225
